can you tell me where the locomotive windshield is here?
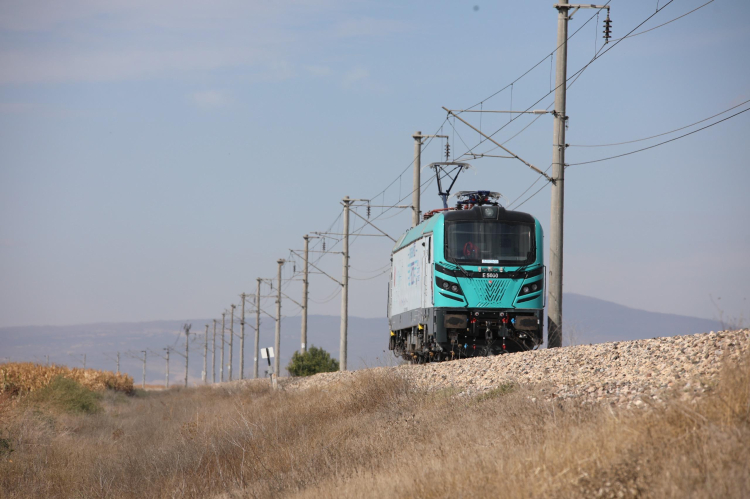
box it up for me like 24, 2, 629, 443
445, 221, 534, 266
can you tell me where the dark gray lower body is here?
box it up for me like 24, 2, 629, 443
389, 307, 543, 360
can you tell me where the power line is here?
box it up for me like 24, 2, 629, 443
506, 164, 553, 209
608, 0, 715, 42
350, 262, 391, 274
568, 106, 750, 166
508, 101, 750, 207
349, 268, 391, 281
454, 0, 678, 163
458, 0, 687, 209
514, 181, 551, 210
462, 2, 610, 113
302, 4, 601, 267
569, 98, 750, 148
562, 0, 677, 91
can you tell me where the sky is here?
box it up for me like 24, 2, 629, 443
1, 0, 749, 329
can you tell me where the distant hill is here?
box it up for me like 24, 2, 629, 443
563, 293, 723, 345
0, 293, 722, 384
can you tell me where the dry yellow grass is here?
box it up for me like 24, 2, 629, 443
0, 353, 747, 498
0, 362, 133, 396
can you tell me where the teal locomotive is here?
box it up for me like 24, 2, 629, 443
387, 191, 544, 361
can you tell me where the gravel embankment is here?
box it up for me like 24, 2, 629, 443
278, 329, 749, 407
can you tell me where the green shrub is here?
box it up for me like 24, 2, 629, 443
30, 376, 103, 414
287, 346, 340, 377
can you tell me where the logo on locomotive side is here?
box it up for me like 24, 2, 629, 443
407, 260, 420, 286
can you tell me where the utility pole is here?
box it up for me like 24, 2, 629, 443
104, 352, 122, 375
228, 304, 235, 381
183, 323, 191, 388
275, 259, 285, 377
212, 319, 217, 383
412, 132, 422, 227
70, 353, 87, 369
301, 235, 309, 353
240, 294, 246, 379
164, 347, 170, 388
46, 354, 49, 366
255, 278, 261, 379
220, 312, 226, 382
340, 196, 350, 371
141, 350, 147, 389
203, 324, 208, 384
547, 0, 569, 350
309, 198, 398, 372
547, 2, 609, 348
412, 133, 449, 227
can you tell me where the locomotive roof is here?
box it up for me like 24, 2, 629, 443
443, 206, 535, 223
392, 205, 536, 253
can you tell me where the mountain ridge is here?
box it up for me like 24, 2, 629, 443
0, 293, 724, 382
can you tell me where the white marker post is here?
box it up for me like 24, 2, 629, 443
261, 347, 277, 390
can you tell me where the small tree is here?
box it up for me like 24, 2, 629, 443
287, 346, 339, 377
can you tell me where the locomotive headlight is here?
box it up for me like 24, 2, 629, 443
436, 276, 463, 296
519, 280, 542, 297
482, 206, 498, 218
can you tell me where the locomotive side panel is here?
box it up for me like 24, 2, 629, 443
390, 237, 428, 318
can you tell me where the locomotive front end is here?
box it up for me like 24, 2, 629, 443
388, 202, 544, 362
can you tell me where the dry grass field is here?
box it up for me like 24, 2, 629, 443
0, 352, 748, 498
0, 363, 133, 396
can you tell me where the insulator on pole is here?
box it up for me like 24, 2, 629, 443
603, 15, 612, 43
367, 204, 371, 219
322, 239, 326, 251
445, 143, 450, 161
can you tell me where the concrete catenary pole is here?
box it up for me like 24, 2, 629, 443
273, 258, 286, 378
301, 235, 310, 353
164, 347, 170, 388
412, 131, 422, 227
220, 312, 226, 382
229, 304, 235, 381
184, 324, 190, 388
548, 0, 569, 349
240, 294, 246, 380
340, 196, 350, 371
203, 324, 208, 384
141, 350, 147, 389
274, 259, 285, 377
212, 319, 217, 383
254, 278, 261, 379
116, 352, 120, 374
83, 354, 86, 370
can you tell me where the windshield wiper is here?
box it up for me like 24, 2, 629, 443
454, 262, 471, 278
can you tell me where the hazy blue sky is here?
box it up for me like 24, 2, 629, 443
1, 0, 748, 328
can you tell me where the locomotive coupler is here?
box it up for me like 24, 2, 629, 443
499, 325, 509, 338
